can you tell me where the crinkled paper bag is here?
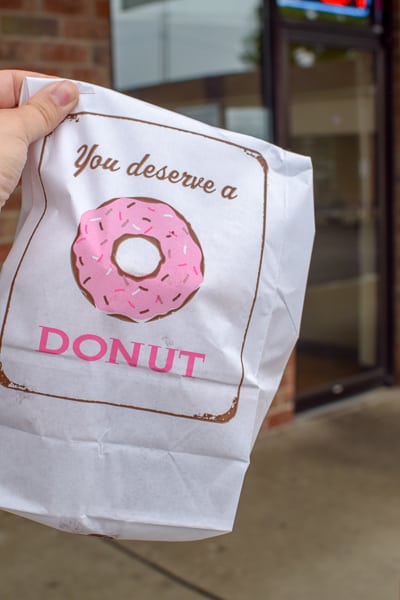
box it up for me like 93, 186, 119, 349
0, 78, 314, 540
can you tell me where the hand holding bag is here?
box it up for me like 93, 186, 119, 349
0, 78, 314, 540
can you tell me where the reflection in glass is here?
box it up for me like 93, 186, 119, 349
112, 0, 261, 89
288, 46, 379, 393
111, 0, 271, 139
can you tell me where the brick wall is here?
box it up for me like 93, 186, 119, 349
0, 0, 111, 84
0, 0, 111, 272
0, 0, 294, 428
264, 354, 295, 428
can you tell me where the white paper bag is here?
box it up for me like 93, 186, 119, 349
0, 78, 314, 540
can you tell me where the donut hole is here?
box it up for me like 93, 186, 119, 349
114, 236, 162, 278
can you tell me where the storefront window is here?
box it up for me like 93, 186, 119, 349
110, 0, 271, 139
288, 45, 379, 393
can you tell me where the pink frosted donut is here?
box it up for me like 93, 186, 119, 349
71, 197, 204, 322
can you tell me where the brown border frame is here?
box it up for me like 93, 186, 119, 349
0, 111, 268, 423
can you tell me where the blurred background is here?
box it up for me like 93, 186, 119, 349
0, 0, 397, 423
0, 1, 399, 598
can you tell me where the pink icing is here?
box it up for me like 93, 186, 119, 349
71, 197, 204, 322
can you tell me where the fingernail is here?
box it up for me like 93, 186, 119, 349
49, 80, 78, 107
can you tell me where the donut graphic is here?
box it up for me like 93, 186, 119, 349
71, 196, 204, 322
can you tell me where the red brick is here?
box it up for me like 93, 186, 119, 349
92, 44, 110, 67
0, 211, 19, 244
0, 0, 24, 7
67, 66, 110, 86
3, 188, 21, 212
0, 245, 11, 267
42, 0, 90, 15
0, 40, 39, 62
260, 353, 296, 428
265, 410, 294, 429
22, 65, 61, 76
61, 17, 109, 40
1, 14, 58, 36
96, 0, 110, 19
40, 42, 89, 63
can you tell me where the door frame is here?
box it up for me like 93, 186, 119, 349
267, 4, 394, 411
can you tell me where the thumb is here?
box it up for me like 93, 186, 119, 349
17, 79, 79, 144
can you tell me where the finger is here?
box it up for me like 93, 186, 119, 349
0, 69, 55, 109
17, 79, 79, 144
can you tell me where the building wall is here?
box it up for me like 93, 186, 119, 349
0, 0, 111, 259
393, 1, 400, 384
0, 0, 300, 428
0, 0, 111, 83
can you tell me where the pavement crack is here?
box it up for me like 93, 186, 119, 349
100, 538, 226, 600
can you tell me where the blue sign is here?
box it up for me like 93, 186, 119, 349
277, 0, 372, 18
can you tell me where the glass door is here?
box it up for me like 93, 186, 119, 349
286, 44, 382, 396
111, 0, 271, 140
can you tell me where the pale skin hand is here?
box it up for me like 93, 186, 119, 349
0, 70, 79, 208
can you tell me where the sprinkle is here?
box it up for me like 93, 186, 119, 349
106, 208, 113, 215
118, 211, 123, 221
144, 226, 153, 234
100, 239, 108, 245
193, 266, 199, 275
182, 227, 189, 235
173, 293, 181, 302
92, 254, 104, 262
105, 267, 112, 276
121, 219, 129, 227
183, 245, 187, 255
83, 277, 91, 284
99, 222, 104, 231
76, 237, 86, 244
103, 295, 109, 305
79, 257, 84, 266
161, 274, 169, 282
183, 274, 189, 283
127, 202, 136, 208
132, 223, 141, 231
128, 301, 136, 309
163, 213, 173, 218
139, 285, 149, 291
131, 289, 141, 296
90, 217, 102, 221
167, 250, 172, 258
155, 295, 163, 304
178, 263, 188, 267
114, 288, 125, 293
147, 207, 156, 212
169, 230, 177, 238
123, 277, 130, 286
142, 217, 151, 222
84, 224, 89, 234
140, 309, 150, 314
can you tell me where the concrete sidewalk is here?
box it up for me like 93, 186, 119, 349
1, 387, 400, 599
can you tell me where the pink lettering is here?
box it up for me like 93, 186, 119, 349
107, 338, 143, 366
178, 350, 206, 377
72, 334, 108, 362
38, 326, 69, 355
148, 344, 177, 373
36, 325, 206, 379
